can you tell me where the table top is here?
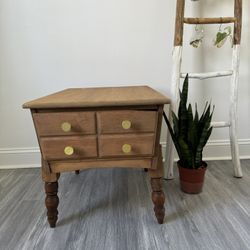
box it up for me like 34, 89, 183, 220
23, 86, 170, 109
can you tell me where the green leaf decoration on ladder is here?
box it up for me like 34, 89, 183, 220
214, 26, 232, 48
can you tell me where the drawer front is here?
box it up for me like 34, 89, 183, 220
97, 110, 157, 134
40, 136, 97, 160
33, 112, 96, 136
99, 134, 155, 157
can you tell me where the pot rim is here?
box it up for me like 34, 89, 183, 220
177, 160, 207, 170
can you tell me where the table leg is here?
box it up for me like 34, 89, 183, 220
148, 148, 165, 224
150, 178, 165, 224
42, 159, 60, 228
45, 182, 59, 228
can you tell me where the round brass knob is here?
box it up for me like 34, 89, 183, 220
61, 122, 71, 132
64, 146, 74, 156
122, 120, 131, 130
122, 144, 132, 153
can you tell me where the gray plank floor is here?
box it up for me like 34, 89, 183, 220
0, 160, 250, 250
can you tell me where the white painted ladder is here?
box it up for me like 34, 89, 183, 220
164, 0, 243, 179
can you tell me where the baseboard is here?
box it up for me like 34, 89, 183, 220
0, 164, 41, 169
0, 147, 41, 169
161, 139, 250, 162
0, 139, 250, 169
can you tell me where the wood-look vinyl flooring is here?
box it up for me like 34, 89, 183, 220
0, 160, 250, 250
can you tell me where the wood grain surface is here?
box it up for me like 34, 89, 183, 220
33, 112, 96, 136
23, 86, 170, 109
0, 160, 250, 249
174, 0, 242, 46
51, 158, 152, 173
40, 136, 98, 160
183, 17, 236, 24
98, 134, 155, 157
234, 0, 242, 44
97, 110, 157, 134
174, 0, 185, 46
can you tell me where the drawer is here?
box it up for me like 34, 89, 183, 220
40, 136, 97, 160
97, 110, 157, 134
33, 112, 96, 136
99, 134, 155, 157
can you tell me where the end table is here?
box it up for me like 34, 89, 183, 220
23, 86, 170, 227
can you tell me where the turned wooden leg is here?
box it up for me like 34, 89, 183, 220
149, 145, 165, 224
45, 182, 59, 228
150, 178, 165, 224
75, 170, 80, 175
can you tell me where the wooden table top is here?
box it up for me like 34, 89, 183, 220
23, 86, 170, 109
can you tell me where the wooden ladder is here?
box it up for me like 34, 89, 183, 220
164, 0, 243, 179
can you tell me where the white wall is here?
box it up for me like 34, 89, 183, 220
0, 0, 249, 168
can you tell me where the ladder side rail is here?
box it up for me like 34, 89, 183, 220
230, 45, 242, 177
229, 0, 242, 177
234, 0, 242, 45
165, 47, 183, 179
174, 0, 185, 46
164, 0, 185, 179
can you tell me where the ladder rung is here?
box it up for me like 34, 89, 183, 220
180, 71, 233, 80
211, 122, 230, 128
184, 17, 236, 25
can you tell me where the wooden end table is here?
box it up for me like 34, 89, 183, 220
23, 86, 170, 227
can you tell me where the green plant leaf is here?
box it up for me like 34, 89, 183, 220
195, 126, 213, 167
178, 74, 189, 141
164, 74, 214, 169
164, 111, 182, 159
178, 137, 193, 167
172, 111, 179, 137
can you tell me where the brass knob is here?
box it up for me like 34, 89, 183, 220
64, 146, 74, 156
61, 122, 71, 132
122, 120, 131, 130
122, 144, 132, 153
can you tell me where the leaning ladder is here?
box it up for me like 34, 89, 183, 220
164, 0, 243, 179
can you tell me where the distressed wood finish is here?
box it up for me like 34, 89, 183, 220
45, 182, 59, 228
98, 134, 155, 157
23, 86, 170, 109
51, 158, 152, 173
234, 0, 242, 45
150, 178, 165, 224
229, 45, 242, 177
153, 105, 163, 159
184, 17, 236, 24
97, 110, 157, 134
174, 0, 185, 46
211, 121, 230, 128
149, 146, 165, 224
40, 136, 98, 161
24, 86, 169, 227
180, 70, 233, 80
41, 159, 60, 182
165, 46, 182, 179
33, 112, 96, 136
165, 0, 243, 179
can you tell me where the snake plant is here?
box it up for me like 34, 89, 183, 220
165, 74, 214, 169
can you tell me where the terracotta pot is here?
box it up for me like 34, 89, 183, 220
177, 160, 207, 194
